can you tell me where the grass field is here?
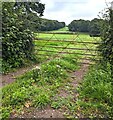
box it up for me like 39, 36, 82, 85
2, 28, 110, 119
34, 32, 100, 64
48, 26, 69, 33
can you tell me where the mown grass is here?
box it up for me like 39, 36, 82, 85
35, 32, 99, 41
48, 26, 69, 33
34, 32, 100, 64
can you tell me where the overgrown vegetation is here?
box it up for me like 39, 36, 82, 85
2, 2, 45, 73
1, 54, 78, 119
98, 8, 113, 80
1, 30, 100, 119
2, 2, 66, 74
76, 64, 113, 118
2, 1, 113, 119
75, 6, 113, 119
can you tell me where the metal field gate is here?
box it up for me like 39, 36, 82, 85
34, 31, 101, 68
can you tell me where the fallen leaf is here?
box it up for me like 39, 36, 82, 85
24, 101, 31, 108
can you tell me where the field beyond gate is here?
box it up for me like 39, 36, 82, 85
34, 31, 101, 65
3, 28, 111, 119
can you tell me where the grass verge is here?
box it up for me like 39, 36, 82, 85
76, 64, 113, 118
1, 54, 78, 119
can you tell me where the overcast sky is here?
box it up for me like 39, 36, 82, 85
40, 0, 113, 25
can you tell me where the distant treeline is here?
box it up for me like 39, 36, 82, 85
38, 18, 66, 31
25, 13, 66, 32
68, 18, 103, 36
29, 14, 103, 36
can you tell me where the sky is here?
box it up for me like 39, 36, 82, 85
40, 0, 113, 25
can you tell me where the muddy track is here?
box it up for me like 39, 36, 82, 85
1, 65, 37, 87
10, 59, 90, 118
1, 52, 78, 87
1, 55, 60, 87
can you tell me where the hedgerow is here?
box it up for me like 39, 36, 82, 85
2, 2, 45, 73
98, 8, 113, 80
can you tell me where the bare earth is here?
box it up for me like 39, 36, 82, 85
1, 64, 38, 87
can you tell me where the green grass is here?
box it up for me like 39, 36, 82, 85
34, 32, 100, 64
76, 64, 113, 118
2, 31, 103, 119
35, 33, 75, 40
47, 64, 112, 118
49, 27, 69, 33
1, 51, 79, 119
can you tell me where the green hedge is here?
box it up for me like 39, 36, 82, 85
2, 2, 42, 73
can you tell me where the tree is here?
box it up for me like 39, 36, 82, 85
14, 2, 45, 16
37, 18, 65, 31
89, 18, 102, 37
68, 19, 90, 32
2, 1, 45, 73
68, 18, 102, 36
98, 8, 113, 76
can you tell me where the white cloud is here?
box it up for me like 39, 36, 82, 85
41, 0, 113, 25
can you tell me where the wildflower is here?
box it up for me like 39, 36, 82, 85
32, 66, 40, 70
56, 65, 61, 68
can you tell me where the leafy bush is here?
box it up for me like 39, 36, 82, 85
2, 2, 45, 73
98, 8, 113, 80
97, 8, 113, 117
2, 3, 34, 73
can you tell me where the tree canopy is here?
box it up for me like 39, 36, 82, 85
68, 19, 90, 32
2, 1, 45, 73
98, 8, 113, 75
68, 18, 103, 36
38, 18, 65, 31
